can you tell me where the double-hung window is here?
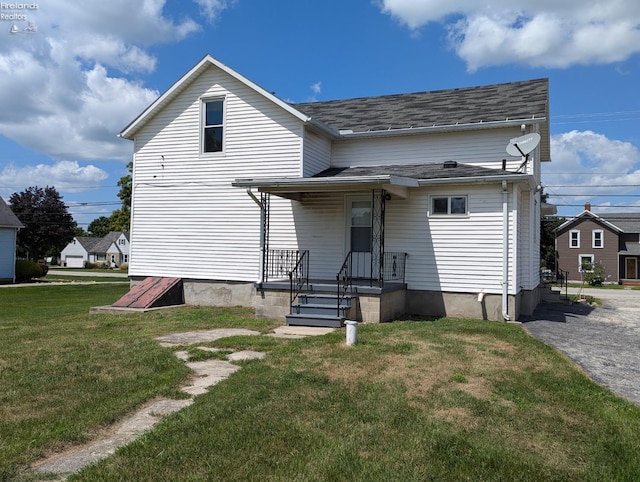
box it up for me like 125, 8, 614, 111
592, 230, 603, 248
569, 230, 580, 248
203, 99, 224, 153
431, 195, 467, 215
579, 254, 594, 272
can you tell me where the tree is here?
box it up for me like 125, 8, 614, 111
88, 216, 112, 237
86, 162, 133, 237
117, 161, 132, 208
539, 189, 565, 271
9, 186, 76, 261
541, 216, 564, 270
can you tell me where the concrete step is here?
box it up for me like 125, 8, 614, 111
299, 293, 351, 307
285, 313, 344, 328
292, 303, 348, 317
541, 286, 569, 304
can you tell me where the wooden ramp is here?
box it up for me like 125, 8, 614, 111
112, 277, 184, 309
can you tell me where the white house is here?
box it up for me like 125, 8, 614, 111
60, 232, 130, 268
0, 197, 23, 283
119, 54, 551, 324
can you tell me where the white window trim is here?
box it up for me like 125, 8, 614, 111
200, 96, 226, 156
592, 229, 603, 249
569, 230, 580, 248
429, 195, 469, 217
579, 254, 594, 272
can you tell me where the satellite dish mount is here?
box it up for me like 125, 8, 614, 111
506, 133, 541, 173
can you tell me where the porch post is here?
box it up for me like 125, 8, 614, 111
261, 192, 270, 284
371, 189, 386, 287
246, 190, 270, 285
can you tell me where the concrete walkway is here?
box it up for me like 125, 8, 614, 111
522, 287, 640, 406
32, 326, 333, 479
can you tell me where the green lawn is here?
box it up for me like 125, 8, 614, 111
2, 285, 640, 481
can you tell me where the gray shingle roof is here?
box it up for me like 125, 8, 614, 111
291, 78, 548, 133
313, 162, 522, 181
0, 197, 23, 228
599, 214, 640, 234
76, 237, 102, 251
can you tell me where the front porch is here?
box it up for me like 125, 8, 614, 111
255, 245, 408, 327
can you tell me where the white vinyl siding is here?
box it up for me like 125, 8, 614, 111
129, 65, 304, 281
385, 185, 515, 294
331, 128, 526, 173
60, 238, 89, 263
268, 192, 346, 279
302, 129, 331, 177
265, 186, 516, 293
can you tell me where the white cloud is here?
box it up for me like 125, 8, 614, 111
0, 161, 109, 200
194, 0, 235, 22
544, 131, 640, 213
378, 0, 640, 70
0, 0, 223, 163
311, 81, 322, 95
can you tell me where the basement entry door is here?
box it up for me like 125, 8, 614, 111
346, 195, 372, 278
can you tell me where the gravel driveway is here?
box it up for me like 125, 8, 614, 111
522, 288, 640, 406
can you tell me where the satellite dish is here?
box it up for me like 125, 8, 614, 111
506, 133, 541, 157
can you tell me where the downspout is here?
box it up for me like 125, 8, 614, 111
502, 180, 511, 321
246, 189, 266, 285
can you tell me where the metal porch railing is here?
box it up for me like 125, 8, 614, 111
336, 251, 407, 317
288, 250, 309, 314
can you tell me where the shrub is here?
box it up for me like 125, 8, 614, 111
119, 263, 128, 271
582, 260, 606, 286
15, 260, 44, 282
85, 262, 96, 269
38, 263, 49, 276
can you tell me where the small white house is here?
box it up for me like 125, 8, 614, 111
60, 232, 130, 268
0, 197, 23, 283
119, 54, 552, 324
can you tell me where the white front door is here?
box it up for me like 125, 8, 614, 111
346, 195, 372, 278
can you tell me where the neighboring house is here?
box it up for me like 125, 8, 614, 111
0, 197, 24, 283
555, 203, 640, 285
119, 54, 552, 323
60, 232, 130, 268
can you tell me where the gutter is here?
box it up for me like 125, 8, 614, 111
338, 117, 547, 140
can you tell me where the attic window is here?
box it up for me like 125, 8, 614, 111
203, 99, 224, 153
443, 160, 458, 168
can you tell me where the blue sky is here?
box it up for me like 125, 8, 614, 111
1, 0, 639, 227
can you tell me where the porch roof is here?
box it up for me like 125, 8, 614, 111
232, 162, 534, 199
621, 242, 640, 256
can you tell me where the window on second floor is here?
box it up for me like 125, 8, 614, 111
570, 230, 580, 248
119, 238, 125, 245
592, 230, 603, 248
203, 98, 224, 153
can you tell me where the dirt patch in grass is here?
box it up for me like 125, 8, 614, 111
432, 406, 480, 431
313, 335, 523, 401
